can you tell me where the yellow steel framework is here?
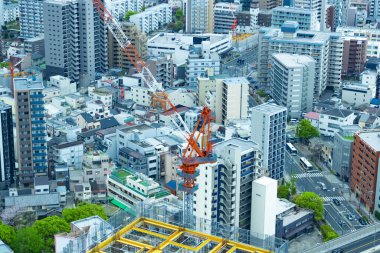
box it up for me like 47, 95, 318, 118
87, 217, 273, 253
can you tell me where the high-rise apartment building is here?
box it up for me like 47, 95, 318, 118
193, 138, 262, 230
294, 0, 325, 28
213, 3, 241, 34
271, 53, 315, 119
184, 0, 213, 33
14, 78, 48, 188
258, 22, 343, 96
19, 0, 44, 39
342, 37, 368, 78
44, 0, 108, 86
251, 103, 287, 180
129, 4, 172, 34
108, 22, 147, 75
0, 102, 15, 190
271, 6, 319, 31
350, 130, 380, 213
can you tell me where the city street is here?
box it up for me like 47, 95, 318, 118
284, 151, 366, 235
221, 47, 258, 77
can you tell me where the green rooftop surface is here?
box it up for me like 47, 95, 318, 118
344, 136, 354, 141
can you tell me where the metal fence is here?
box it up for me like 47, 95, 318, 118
303, 222, 380, 253
60, 201, 288, 253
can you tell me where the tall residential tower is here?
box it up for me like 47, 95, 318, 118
0, 102, 15, 190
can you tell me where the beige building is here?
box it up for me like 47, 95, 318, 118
108, 22, 147, 74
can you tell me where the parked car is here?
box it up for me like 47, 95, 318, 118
346, 214, 354, 221
332, 248, 344, 253
358, 217, 367, 225
333, 198, 341, 206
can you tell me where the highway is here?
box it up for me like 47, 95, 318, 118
284, 151, 366, 235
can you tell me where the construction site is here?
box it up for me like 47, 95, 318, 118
58, 201, 288, 253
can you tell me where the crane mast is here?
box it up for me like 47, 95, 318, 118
92, 0, 215, 225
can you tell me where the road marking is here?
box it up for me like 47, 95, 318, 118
293, 172, 324, 178
322, 196, 346, 202
346, 237, 380, 253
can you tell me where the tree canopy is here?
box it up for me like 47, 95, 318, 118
125, 10, 138, 21
294, 192, 324, 220
320, 224, 339, 242
296, 119, 319, 140
32, 216, 70, 253
0, 222, 15, 245
277, 184, 291, 199
62, 203, 107, 223
11, 227, 45, 253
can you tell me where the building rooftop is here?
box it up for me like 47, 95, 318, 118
358, 131, 380, 151
272, 6, 316, 14
223, 77, 250, 85
272, 53, 315, 68
34, 175, 49, 186
0, 239, 13, 253
276, 198, 296, 215
282, 209, 313, 226
119, 124, 153, 134
252, 103, 287, 115
99, 117, 119, 129
148, 33, 231, 47
304, 111, 320, 120
14, 78, 44, 91
4, 192, 60, 208
54, 140, 83, 149
321, 108, 354, 118
80, 112, 94, 123
214, 138, 258, 155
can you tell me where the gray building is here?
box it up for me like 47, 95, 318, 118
271, 6, 319, 30
332, 125, 359, 182
19, 0, 44, 39
14, 78, 48, 188
44, 0, 108, 86
0, 102, 15, 190
251, 103, 287, 180
271, 53, 315, 119
258, 22, 343, 97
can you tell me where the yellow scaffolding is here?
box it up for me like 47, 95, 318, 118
87, 217, 273, 253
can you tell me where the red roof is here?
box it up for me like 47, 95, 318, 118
304, 112, 320, 120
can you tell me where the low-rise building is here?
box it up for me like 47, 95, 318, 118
342, 82, 375, 107
303, 112, 320, 128
107, 168, 174, 210
82, 151, 115, 183
319, 108, 356, 136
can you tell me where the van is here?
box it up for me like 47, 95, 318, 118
318, 182, 327, 190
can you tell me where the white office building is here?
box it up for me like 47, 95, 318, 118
251, 176, 277, 237
3, 3, 19, 24
294, 0, 325, 27
19, 0, 44, 39
130, 4, 172, 34
271, 6, 319, 31
271, 53, 315, 119
342, 83, 375, 107
251, 103, 287, 180
318, 108, 356, 136
258, 22, 343, 96
186, 42, 221, 87
148, 33, 231, 66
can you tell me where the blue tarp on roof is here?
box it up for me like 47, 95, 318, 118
371, 98, 380, 106
166, 180, 176, 191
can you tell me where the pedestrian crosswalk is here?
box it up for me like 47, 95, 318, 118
293, 172, 324, 179
322, 196, 346, 202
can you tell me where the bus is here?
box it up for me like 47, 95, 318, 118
300, 157, 313, 170
286, 143, 297, 155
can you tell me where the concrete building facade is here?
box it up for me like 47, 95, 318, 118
271, 53, 315, 119
184, 0, 213, 33
130, 4, 172, 34
14, 78, 48, 187
251, 103, 287, 180
19, 0, 44, 39
271, 6, 319, 31
342, 37, 368, 78
0, 102, 15, 190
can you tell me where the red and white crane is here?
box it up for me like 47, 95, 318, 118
91, 0, 215, 224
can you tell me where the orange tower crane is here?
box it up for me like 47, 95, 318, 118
91, 0, 215, 224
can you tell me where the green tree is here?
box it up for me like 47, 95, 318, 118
125, 10, 138, 21
287, 174, 297, 195
296, 119, 319, 141
33, 216, 70, 253
0, 223, 15, 245
62, 203, 107, 223
175, 9, 184, 19
11, 227, 44, 253
294, 192, 324, 220
277, 184, 290, 199
320, 224, 339, 242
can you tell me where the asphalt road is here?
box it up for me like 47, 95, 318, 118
284, 151, 366, 235
221, 48, 258, 77
334, 231, 380, 253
